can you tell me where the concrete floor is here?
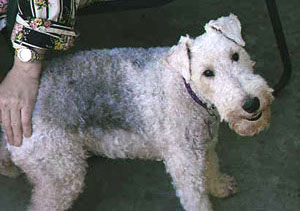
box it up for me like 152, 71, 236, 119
0, 0, 299, 210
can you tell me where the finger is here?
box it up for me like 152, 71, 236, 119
11, 109, 23, 147
21, 106, 33, 138
2, 109, 13, 145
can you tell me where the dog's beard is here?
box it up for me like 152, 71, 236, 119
224, 91, 273, 136
228, 107, 271, 136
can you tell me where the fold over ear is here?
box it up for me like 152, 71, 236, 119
205, 13, 245, 47
165, 36, 193, 82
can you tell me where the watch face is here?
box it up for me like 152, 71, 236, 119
18, 48, 32, 62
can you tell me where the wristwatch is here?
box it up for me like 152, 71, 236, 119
15, 47, 44, 63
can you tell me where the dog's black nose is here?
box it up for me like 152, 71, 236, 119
242, 97, 260, 113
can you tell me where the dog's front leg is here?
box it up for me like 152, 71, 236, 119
162, 131, 213, 211
206, 133, 238, 198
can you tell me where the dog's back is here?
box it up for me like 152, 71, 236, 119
35, 48, 170, 134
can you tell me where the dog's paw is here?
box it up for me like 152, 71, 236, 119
210, 174, 238, 198
0, 160, 21, 178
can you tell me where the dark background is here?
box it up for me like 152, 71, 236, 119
0, 0, 299, 210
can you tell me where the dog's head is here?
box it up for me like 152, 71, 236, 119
166, 14, 274, 136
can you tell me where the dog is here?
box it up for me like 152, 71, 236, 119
0, 14, 273, 211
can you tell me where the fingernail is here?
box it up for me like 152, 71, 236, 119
8, 138, 14, 146
23, 129, 32, 138
15, 141, 22, 147
15, 137, 22, 147
24, 132, 32, 138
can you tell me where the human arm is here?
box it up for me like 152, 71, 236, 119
0, 0, 78, 146
0, 55, 42, 146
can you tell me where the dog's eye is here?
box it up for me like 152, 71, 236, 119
231, 53, 239, 62
203, 69, 215, 77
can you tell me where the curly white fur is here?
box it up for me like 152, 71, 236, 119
0, 14, 273, 211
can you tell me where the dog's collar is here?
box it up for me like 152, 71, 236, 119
182, 77, 218, 118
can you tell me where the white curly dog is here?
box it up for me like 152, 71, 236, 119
0, 14, 273, 211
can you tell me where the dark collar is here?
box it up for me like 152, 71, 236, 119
182, 77, 218, 118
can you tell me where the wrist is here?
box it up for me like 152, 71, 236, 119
12, 56, 43, 79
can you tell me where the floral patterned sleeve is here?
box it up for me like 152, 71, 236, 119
0, 0, 8, 30
11, 0, 80, 51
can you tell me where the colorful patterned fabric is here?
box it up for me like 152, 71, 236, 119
0, 0, 8, 30
1, 0, 81, 50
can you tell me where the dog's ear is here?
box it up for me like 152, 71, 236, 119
165, 35, 193, 82
205, 14, 245, 47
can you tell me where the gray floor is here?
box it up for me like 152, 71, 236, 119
0, 0, 299, 210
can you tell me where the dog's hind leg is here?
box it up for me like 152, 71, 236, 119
8, 125, 88, 211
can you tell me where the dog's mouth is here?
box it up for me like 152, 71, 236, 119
247, 112, 263, 121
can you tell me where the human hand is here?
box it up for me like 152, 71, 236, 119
0, 56, 42, 146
